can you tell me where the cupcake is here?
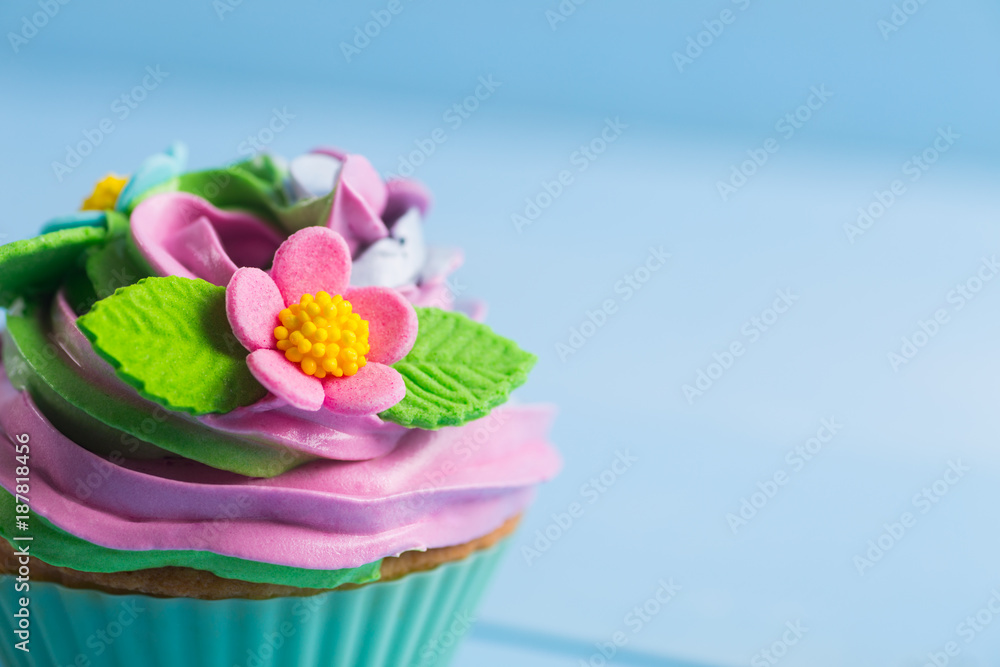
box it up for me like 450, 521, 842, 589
0, 144, 560, 667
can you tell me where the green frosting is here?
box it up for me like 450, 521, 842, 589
132, 159, 335, 234
3, 301, 311, 476
103, 209, 132, 237
61, 269, 101, 316
0, 226, 106, 307
78, 276, 268, 415
0, 491, 381, 589
85, 235, 153, 300
380, 308, 537, 429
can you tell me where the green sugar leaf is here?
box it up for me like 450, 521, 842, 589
379, 307, 537, 429
0, 226, 106, 307
77, 276, 267, 415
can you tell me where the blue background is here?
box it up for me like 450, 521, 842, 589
3, 1, 1000, 665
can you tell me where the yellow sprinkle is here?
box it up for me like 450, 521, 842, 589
274, 292, 371, 382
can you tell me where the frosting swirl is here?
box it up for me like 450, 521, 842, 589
0, 144, 559, 587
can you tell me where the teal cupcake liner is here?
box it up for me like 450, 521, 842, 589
0, 541, 507, 667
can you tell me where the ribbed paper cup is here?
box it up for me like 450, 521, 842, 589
0, 542, 506, 667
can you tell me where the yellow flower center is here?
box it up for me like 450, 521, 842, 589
81, 173, 129, 211
274, 292, 370, 378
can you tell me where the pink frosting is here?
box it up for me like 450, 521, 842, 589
201, 404, 406, 461
131, 192, 285, 286
0, 370, 560, 570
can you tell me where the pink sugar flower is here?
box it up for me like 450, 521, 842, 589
226, 226, 418, 415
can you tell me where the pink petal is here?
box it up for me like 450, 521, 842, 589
384, 178, 432, 222
311, 146, 347, 161
344, 286, 418, 365
246, 349, 325, 411
270, 227, 352, 305
226, 268, 285, 352
131, 192, 283, 286
457, 299, 488, 322
397, 282, 454, 311
166, 217, 239, 286
322, 363, 405, 416
326, 154, 389, 255
420, 246, 464, 286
